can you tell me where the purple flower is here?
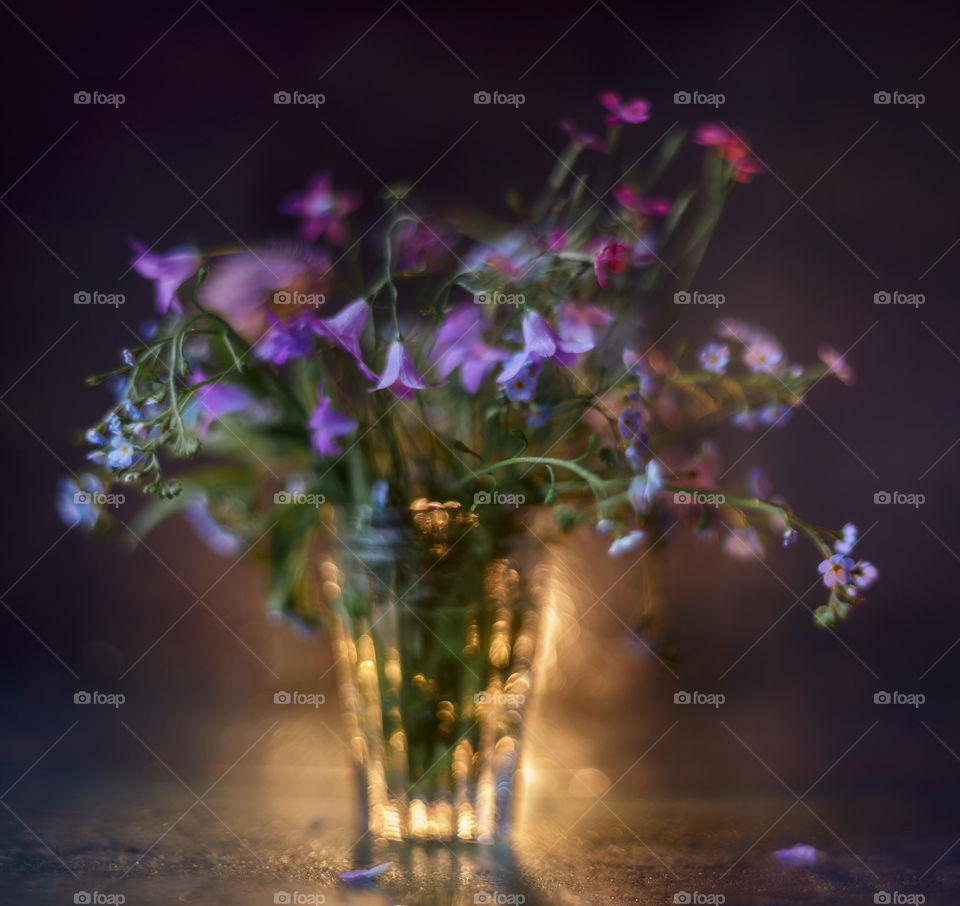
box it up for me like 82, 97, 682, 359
818, 554, 855, 588
774, 844, 823, 867
819, 344, 856, 385
191, 371, 253, 437
281, 172, 360, 244
254, 311, 317, 365
129, 239, 201, 315
429, 304, 509, 394
599, 91, 651, 126
312, 299, 377, 380
556, 303, 613, 347
371, 341, 427, 399
618, 407, 647, 446
629, 460, 663, 513
698, 342, 730, 374
834, 522, 858, 556
497, 311, 593, 384
391, 218, 453, 271
308, 393, 357, 457
743, 337, 785, 374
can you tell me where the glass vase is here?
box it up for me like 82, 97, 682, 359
319, 500, 547, 844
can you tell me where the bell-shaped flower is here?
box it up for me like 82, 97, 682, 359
371, 341, 427, 399
497, 311, 593, 384
129, 239, 200, 314
308, 392, 357, 457
312, 299, 377, 380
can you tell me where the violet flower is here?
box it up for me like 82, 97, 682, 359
556, 302, 613, 347
308, 393, 357, 457
281, 172, 360, 244
430, 305, 508, 394
599, 91, 651, 126
191, 370, 253, 437
371, 341, 427, 399
497, 311, 593, 384
312, 299, 377, 380
254, 311, 317, 365
129, 239, 201, 315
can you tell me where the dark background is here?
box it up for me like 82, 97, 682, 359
1, 0, 959, 896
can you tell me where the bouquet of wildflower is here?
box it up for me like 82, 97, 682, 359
60, 92, 876, 628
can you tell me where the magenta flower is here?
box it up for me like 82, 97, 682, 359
498, 311, 593, 383
308, 392, 357, 457
281, 172, 360, 244
594, 241, 631, 288
556, 302, 613, 347
129, 239, 201, 315
371, 341, 428, 399
429, 305, 508, 394
312, 299, 377, 380
560, 120, 608, 152
613, 184, 671, 216
694, 122, 731, 146
599, 91, 651, 126
694, 123, 764, 183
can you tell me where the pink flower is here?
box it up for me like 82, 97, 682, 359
281, 172, 360, 244
498, 310, 593, 383
129, 239, 200, 315
556, 302, 613, 347
694, 123, 764, 183
560, 120, 608, 152
694, 122, 731, 146
599, 91, 651, 126
371, 341, 428, 399
818, 345, 856, 385
613, 184, 671, 216
594, 241, 631, 288
312, 299, 377, 380
308, 392, 357, 457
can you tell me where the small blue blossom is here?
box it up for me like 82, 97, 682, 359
834, 522, 857, 556
122, 348, 136, 367
105, 435, 140, 470
850, 559, 877, 589
818, 554, 854, 588
608, 529, 646, 557
106, 412, 122, 436
85, 428, 107, 446
629, 460, 664, 513
698, 342, 730, 374
501, 354, 540, 402
55, 475, 103, 529
525, 405, 552, 429
782, 527, 799, 547
596, 518, 614, 535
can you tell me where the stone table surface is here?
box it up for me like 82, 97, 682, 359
1, 766, 954, 906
